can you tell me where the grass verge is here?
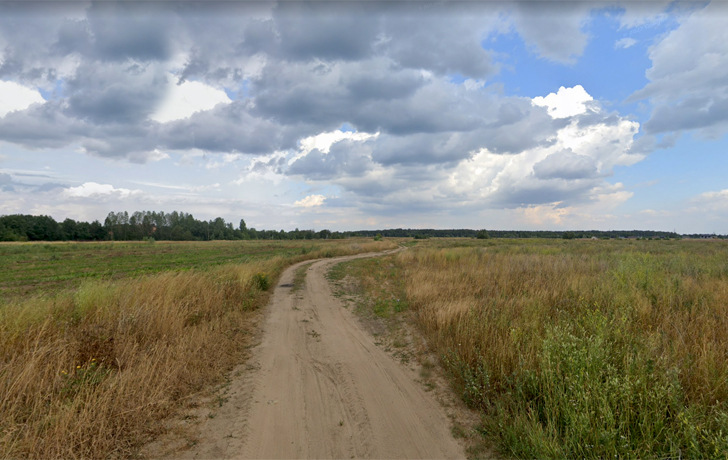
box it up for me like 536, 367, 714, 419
0, 238, 395, 458
343, 238, 728, 458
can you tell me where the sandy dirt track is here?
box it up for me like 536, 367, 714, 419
162, 250, 465, 459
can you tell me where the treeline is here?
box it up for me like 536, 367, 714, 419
0, 211, 341, 242
351, 228, 690, 239
1, 212, 723, 242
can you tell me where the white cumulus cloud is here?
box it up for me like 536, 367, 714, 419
0, 81, 45, 117
294, 194, 326, 208
532, 85, 593, 119
151, 75, 232, 123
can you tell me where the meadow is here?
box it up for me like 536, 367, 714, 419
0, 238, 396, 459
0, 240, 356, 299
337, 238, 728, 458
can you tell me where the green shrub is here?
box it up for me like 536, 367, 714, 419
253, 272, 270, 291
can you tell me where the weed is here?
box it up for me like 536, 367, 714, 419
348, 238, 728, 458
292, 263, 312, 292
252, 272, 270, 291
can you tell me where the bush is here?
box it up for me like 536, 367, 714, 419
476, 230, 490, 239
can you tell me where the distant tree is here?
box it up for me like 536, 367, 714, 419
476, 230, 490, 239
28, 215, 62, 241
61, 218, 78, 240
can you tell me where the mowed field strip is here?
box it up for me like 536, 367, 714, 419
149, 249, 466, 459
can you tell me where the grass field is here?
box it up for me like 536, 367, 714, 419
336, 238, 728, 458
0, 240, 360, 299
0, 238, 396, 459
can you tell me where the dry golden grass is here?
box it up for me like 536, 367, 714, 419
356, 239, 728, 458
0, 239, 395, 459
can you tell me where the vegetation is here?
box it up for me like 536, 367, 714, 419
343, 238, 728, 458
0, 240, 356, 299
0, 238, 396, 459
3, 211, 724, 243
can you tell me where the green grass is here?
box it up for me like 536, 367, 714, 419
0, 240, 359, 300
292, 262, 313, 292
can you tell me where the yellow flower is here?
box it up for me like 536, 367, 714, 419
76, 365, 81, 369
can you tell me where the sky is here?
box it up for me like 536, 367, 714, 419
0, 1, 727, 233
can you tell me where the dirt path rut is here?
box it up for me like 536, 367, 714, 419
164, 250, 465, 459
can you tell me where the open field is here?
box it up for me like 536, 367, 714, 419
0, 238, 396, 459
336, 238, 728, 458
0, 240, 367, 300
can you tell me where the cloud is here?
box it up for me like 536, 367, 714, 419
0, 80, 45, 117
532, 85, 594, 119
0, 2, 660, 231
65, 60, 168, 124
294, 194, 326, 208
0, 2, 600, 166
509, 2, 592, 63
616, 1, 672, 29
614, 37, 637, 49
693, 189, 728, 212
631, 2, 728, 137
151, 76, 232, 123
63, 182, 140, 199
296, 129, 378, 157
287, 86, 642, 220
532, 150, 599, 180
85, 2, 174, 62
0, 172, 13, 191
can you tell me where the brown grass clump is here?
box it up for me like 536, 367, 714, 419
0, 238, 395, 459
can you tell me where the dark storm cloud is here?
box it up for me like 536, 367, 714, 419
0, 102, 84, 149
65, 61, 168, 123
274, 2, 380, 62
289, 142, 373, 180
380, 5, 496, 78
86, 3, 173, 62
489, 180, 596, 208
159, 102, 287, 154
54, 18, 93, 57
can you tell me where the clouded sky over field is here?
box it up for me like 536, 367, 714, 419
1, 1, 727, 233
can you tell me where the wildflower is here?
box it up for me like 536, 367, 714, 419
76, 365, 81, 369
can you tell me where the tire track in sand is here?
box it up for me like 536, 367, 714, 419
154, 250, 465, 459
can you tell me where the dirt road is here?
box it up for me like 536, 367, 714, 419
161, 250, 465, 459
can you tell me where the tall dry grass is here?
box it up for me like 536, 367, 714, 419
0, 239, 395, 459
395, 239, 728, 458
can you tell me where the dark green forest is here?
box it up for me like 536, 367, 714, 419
0, 211, 722, 242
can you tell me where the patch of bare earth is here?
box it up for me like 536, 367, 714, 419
331, 271, 494, 459
143, 250, 472, 459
